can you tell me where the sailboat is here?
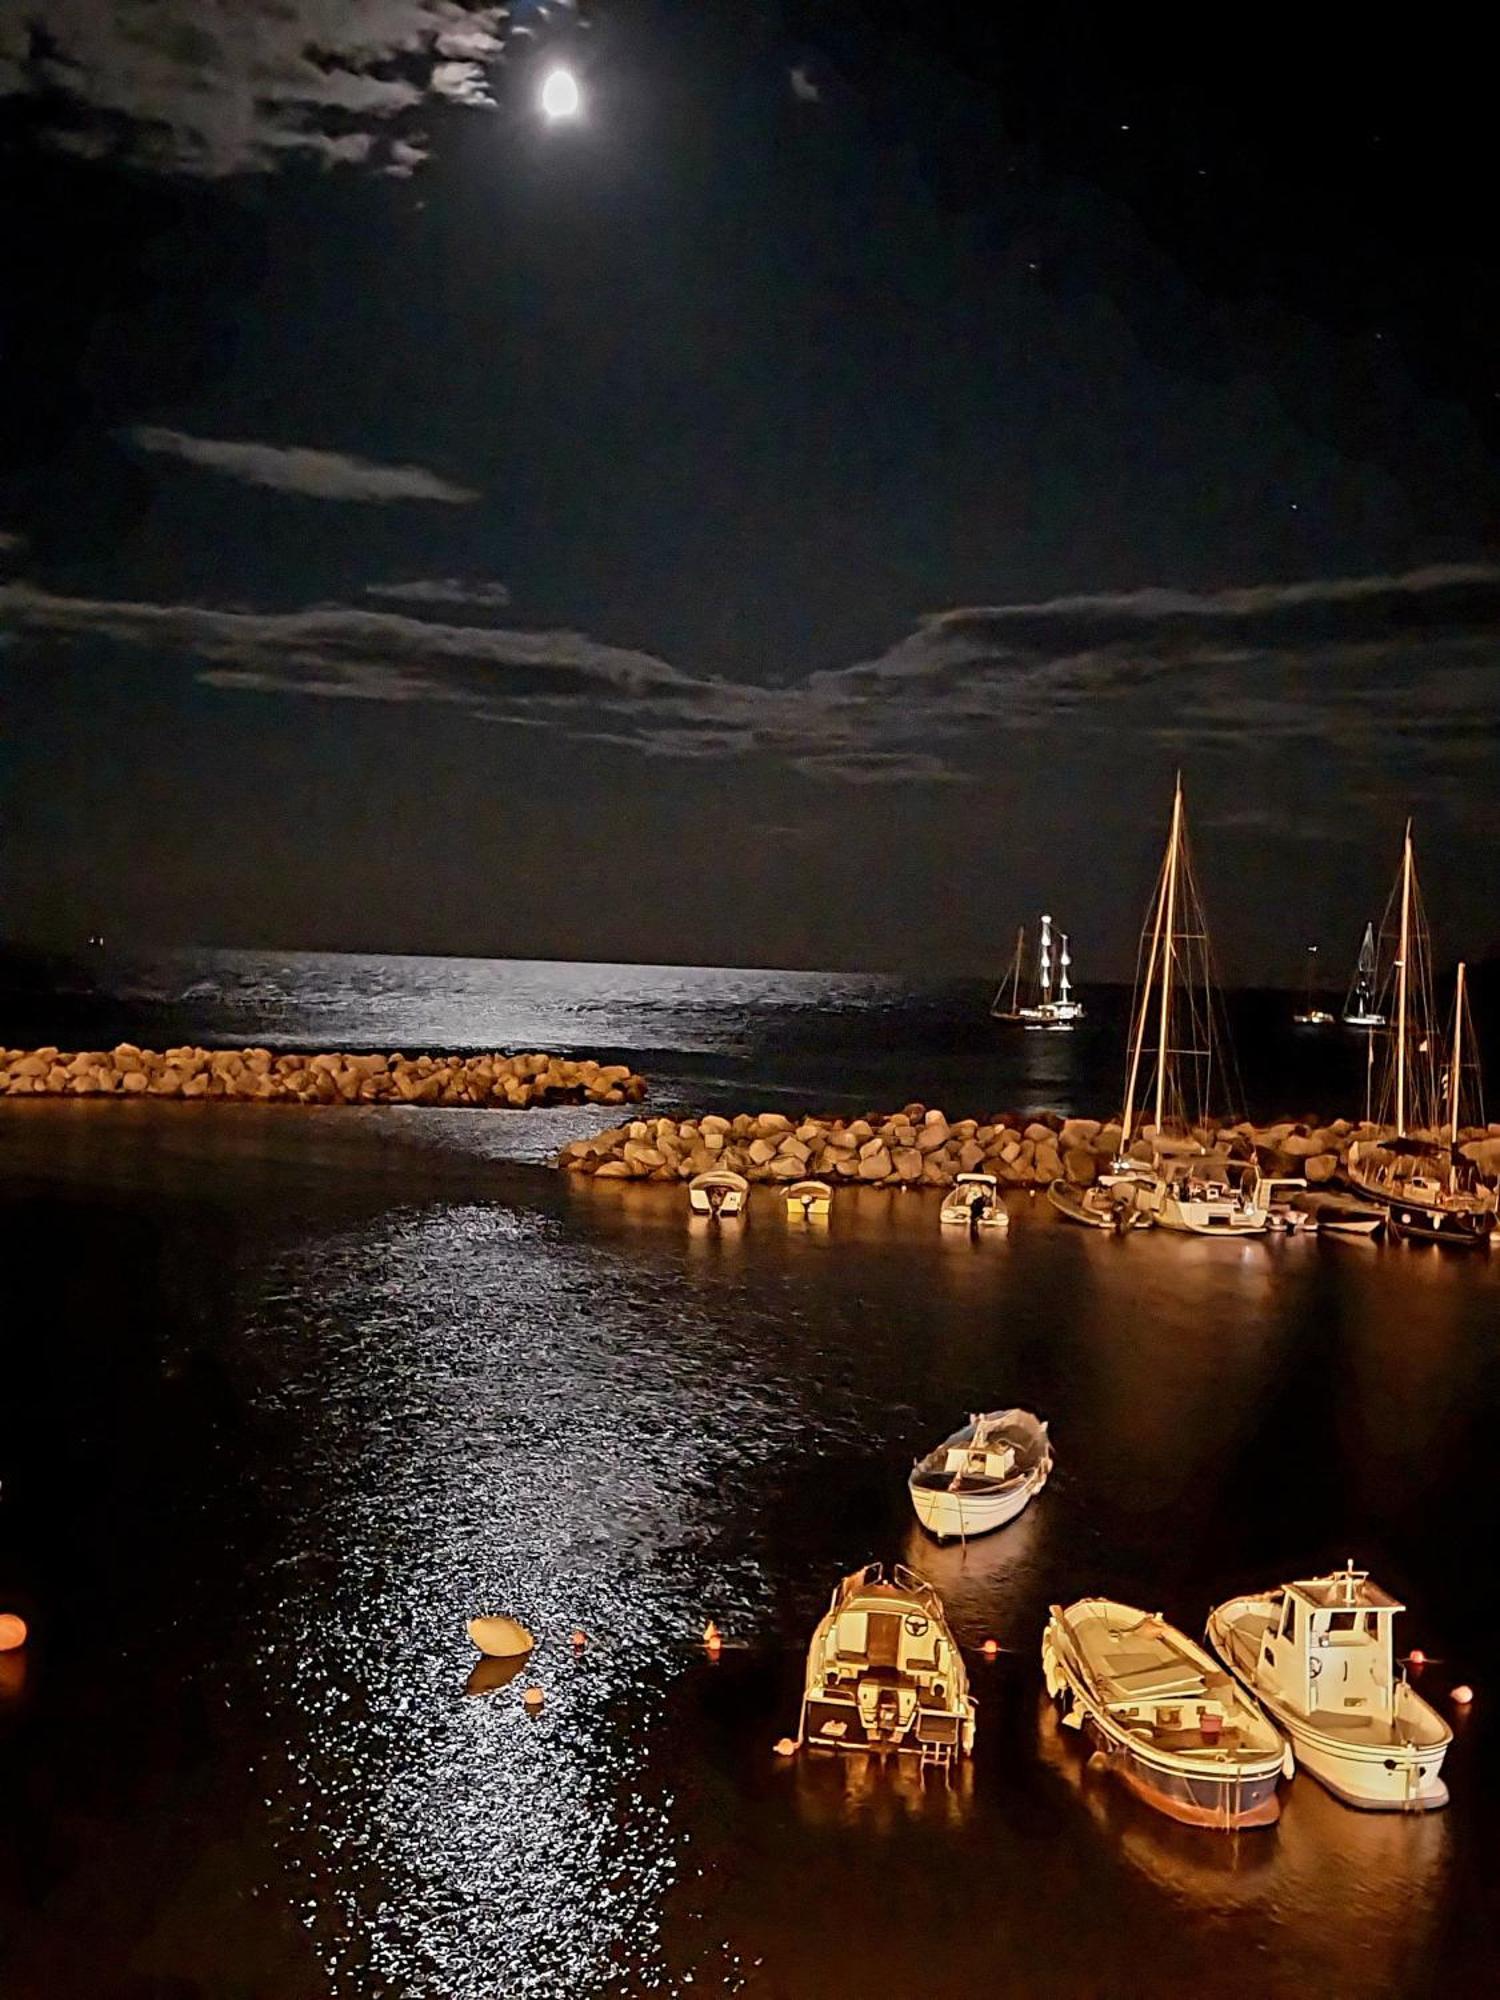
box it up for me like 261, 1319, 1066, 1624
990, 914, 1084, 1031
1342, 922, 1385, 1028
1292, 944, 1335, 1026
1095, 779, 1270, 1235
1344, 826, 1495, 1247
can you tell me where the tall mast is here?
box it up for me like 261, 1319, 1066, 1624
1154, 776, 1184, 1133
1450, 960, 1466, 1150
1011, 926, 1024, 1010
1121, 798, 1171, 1148
1395, 821, 1412, 1138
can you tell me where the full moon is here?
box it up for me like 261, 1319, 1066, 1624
539, 67, 581, 122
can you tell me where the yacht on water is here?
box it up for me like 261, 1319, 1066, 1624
1344, 827, 1495, 1247
992, 915, 1084, 1030
1207, 1565, 1452, 1811
798, 1563, 976, 1766
1342, 921, 1386, 1028
1060, 777, 1269, 1235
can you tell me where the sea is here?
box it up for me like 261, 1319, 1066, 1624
1, 948, 1497, 1999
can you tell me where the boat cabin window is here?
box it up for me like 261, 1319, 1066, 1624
1328, 1611, 1357, 1635
1279, 1598, 1298, 1643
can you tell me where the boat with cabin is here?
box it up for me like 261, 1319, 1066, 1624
939, 1172, 1009, 1230
1344, 828, 1495, 1247
1042, 1598, 1288, 1829
1046, 1178, 1151, 1231
1207, 1564, 1452, 1811
1081, 779, 1270, 1236
992, 915, 1084, 1030
908, 1408, 1052, 1541
799, 1562, 976, 1766
687, 1168, 749, 1219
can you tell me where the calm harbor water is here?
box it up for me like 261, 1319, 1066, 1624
2, 952, 1498, 1998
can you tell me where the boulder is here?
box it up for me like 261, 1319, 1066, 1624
1305, 1153, 1338, 1183
1064, 1148, 1097, 1186
892, 1147, 924, 1181
857, 1146, 893, 1180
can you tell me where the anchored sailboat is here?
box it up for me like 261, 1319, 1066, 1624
991, 914, 1084, 1031
1342, 922, 1385, 1028
1097, 778, 1269, 1235
1344, 825, 1495, 1247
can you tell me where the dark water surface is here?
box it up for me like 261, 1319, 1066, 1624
2, 955, 1498, 1997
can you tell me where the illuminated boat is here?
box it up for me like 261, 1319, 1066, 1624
991, 914, 1084, 1030
908, 1408, 1052, 1541
1046, 1178, 1150, 1231
939, 1173, 1008, 1230
1208, 1565, 1451, 1811
784, 1178, 832, 1220
800, 1563, 975, 1767
1043, 1598, 1287, 1830
687, 1168, 749, 1218
1342, 921, 1386, 1028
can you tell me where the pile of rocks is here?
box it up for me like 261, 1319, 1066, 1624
0, 1045, 646, 1108
559, 1106, 1500, 1188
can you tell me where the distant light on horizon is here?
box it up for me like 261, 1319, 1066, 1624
539, 67, 581, 123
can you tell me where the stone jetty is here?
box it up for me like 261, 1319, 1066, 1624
0, 1045, 646, 1108
559, 1106, 1500, 1188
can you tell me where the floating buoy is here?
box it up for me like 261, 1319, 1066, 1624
773, 1737, 798, 1758
703, 1620, 722, 1657
982, 1638, 999, 1659
465, 1656, 527, 1697
521, 1685, 546, 1713
467, 1615, 535, 1659
1452, 1684, 1474, 1707
570, 1629, 587, 1651
1408, 1648, 1426, 1667
0, 1614, 26, 1654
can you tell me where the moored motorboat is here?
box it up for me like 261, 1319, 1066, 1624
1046, 1178, 1151, 1231
908, 1408, 1052, 1540
1289, 1189, 1384, 1237
799, 1563, 976, 1766
1256, 1175, 1313, 1233
939, 1172, 1009, 1230
785, 1178, 833, 1220
1042, 1598, 1287, 1830
687, 1168, 749, 1218
1120, 1150, 1271, 1236
1207, 1565, 1452, 1811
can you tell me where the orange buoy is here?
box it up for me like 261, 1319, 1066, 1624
773, 1737, 798, 1758
982, 1638, 999, 1659
1408, 1648, 1426, 1667
0, 1614, 27, 1654
521, 1685, 546, 1713
1452, 1684, 1474, 1706
703, 1619, 722, 1657
570, 1629, 587, 1650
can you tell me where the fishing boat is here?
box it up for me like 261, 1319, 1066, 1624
908, 1408, 1053, 1540
799, 1562, 976, 1766
1342, 922, 1386, 1028
1292, 944, 1336, 1026
939, 1172, 1009, 1230
1344, 829, 1495, 1247
784, 1178, 832, 1220
1288, 1188, 1384, 1237
1207, 1565, 1452, 1811
1045, 1178, 1151, 1231
687, 1168, 749, 1219
1077, 781, 1271, 1235
991, 915, 1084, 1030
1042, 1599, 1287, 1829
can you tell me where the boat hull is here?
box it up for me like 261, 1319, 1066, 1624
909, 1461, 1048, 1540
1047, 1180, 1149, 1231
1126, 1181, 1269, 1235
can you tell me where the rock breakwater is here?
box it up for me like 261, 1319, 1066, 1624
0, 1045, 646, 1108
560, 1107, 1500, 1188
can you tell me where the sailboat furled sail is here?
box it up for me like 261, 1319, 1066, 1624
1345, 826, 1495, 1246
1342, 922, 1385, 1028
1103, 778, 1269, 1235
991, 914, 1084, 1030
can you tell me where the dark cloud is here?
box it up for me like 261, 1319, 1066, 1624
127, 429, 480, 503
0, 1, 524, 176
365, 577, 512, 608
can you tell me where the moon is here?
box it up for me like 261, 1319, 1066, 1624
539, 67, 581, 122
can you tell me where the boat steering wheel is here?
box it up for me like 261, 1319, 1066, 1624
904, 1614, 930, 1638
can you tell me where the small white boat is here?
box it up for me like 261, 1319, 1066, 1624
909, 1408, 1052, 1540
1207, 1565, 1452, 1811
799, 1562, 976, 1766
785, 1178, 832, 1220
687, 1168, 749, 1218
1043, 1599, 1287, 1830
1289, 1189, 1384, 1237
939, 1173, 1008, 1230
1046, 1178, 1151, 1232
1120, 1153, 1271, 1236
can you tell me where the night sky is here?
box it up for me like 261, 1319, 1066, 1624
2, 1, 1497, 978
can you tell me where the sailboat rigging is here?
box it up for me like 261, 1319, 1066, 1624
1341, 921, 1385, 1028
990, 914, 1084, 1031
1344, 825, 1494, 1247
